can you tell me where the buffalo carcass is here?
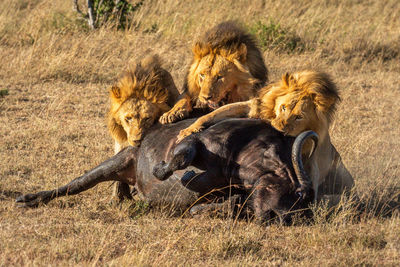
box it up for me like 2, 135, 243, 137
16, 118, 317, 223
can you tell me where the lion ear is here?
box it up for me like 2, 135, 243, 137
110, 85, 122, 101
192, 42, 205, 60
237, 43, 247, 62
312, 93, 337, 113
229, 43, 247, 62
282, 72, 291, 87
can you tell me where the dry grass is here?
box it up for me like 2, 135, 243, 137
1, 0, 399, 265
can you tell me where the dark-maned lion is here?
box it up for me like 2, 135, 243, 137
159, 21, 268, 124
176, 70, 354, 201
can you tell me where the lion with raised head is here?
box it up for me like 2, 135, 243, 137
177, 70, 354, 201
107, 54, 180, 200
159, 21, 268, 124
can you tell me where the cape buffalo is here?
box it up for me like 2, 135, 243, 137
16, 118, 317, 224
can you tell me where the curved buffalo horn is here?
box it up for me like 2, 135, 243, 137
291, 130, 319, 195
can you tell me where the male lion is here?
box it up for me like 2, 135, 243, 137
107, 54, 180, 200
108, 54, 179, 151
177, 70, 354, 201
159, 21, 268, 124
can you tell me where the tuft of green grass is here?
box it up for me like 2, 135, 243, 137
40, 11, 89, 34
127, 200, 150, 220
0, 89, 9, 97
93, 0, 143, 29
249, 20, 304, 53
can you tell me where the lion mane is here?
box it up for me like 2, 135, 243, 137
109, 55, 172, 109
108, 54, 178, 148
251, 70, 340, 137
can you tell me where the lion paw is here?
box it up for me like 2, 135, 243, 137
176, 125, 204, 143
159, 109, 188, 124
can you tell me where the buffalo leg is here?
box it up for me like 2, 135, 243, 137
184, 173, 247, 218
153, 139, 198, 181
16, 146, 137, 207
190, 195, 245, 216
180, 171, 227, 195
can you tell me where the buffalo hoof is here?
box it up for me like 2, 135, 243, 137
152, 161, 173, 181
189, 203, 211, 216
16, 192, 48, 208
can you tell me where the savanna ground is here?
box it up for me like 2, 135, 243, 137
1, 0, 399, 265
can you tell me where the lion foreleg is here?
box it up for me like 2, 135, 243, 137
114, 141, 125, 154
308, 159, 320, 202
177, 100, 253, 142
324, 152, 354, 195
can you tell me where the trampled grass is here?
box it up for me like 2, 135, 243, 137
1, 0, 399, 265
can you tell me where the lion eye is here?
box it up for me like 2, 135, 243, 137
216, 75, 223, 81
125, 116, 133, 123
281, 105, 286, 112
295, 115, 302, 121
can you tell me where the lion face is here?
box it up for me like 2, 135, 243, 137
271, 93, 319, 137
194, 54, 240, 109
258, 71, 339, 138
115, 98, 166, 146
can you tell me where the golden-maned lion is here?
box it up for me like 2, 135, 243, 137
159, 21, 268, 124
108, 54, 179, 152
107, 54, 179, 200
177, 70, 354, 201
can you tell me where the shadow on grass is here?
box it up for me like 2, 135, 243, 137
0, 189, 22, 201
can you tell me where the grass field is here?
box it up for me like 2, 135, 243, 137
1, 0, 399, 265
